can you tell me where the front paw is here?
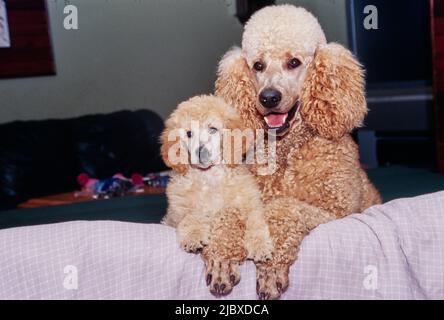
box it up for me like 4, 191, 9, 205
256, 263, 290, 300
204, 258, 241, 296
245, 231, 274, 262
178, 229, 209, 253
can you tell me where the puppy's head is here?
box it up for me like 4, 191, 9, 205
160, 95, 246, 174
242, 5, 326, 136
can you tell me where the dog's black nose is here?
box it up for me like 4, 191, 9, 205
259, 88, 282, 109
196, 145, 211, 164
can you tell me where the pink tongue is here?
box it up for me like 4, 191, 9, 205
264, 113, 287, 127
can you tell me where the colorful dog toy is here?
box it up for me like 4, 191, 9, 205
75, 173, 144, 199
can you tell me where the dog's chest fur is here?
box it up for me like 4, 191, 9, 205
167, 166, 258, 221
254, 135, 363, 213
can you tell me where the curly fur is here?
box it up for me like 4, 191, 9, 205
215, 5, 381, 299
161, 95, 273, 296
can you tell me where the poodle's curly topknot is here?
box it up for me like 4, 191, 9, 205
242, 5, 327, 63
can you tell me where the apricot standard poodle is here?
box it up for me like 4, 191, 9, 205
215, 5, 381, 299
161, 95, 273, 295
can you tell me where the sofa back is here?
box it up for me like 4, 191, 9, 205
0, 110, 166, 210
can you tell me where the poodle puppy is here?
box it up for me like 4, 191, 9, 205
215, 5, 381, 299
161, 95, 273, 296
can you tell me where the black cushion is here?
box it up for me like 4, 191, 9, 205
0, 109, 166, 210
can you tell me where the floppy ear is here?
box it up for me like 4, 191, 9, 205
160, 122, 188, 175
300, 43, 367, 140
215, 47, 261, 129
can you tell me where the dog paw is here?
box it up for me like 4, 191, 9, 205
179, 229, 209, 253
204, 258, 241, 296
256, 264, 290, 300
245, 231, 274, 262
245, 237, 274, 262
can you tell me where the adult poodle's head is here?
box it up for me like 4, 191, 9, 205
161, 95, 247, 174
216, 5, 367, 140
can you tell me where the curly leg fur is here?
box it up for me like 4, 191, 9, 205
176, 214, 211, 253
202, 207, 247, 296
244, 208, 274, 262
256, 197, 333, 300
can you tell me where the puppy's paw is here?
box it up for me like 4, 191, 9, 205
204, 258, 240, 296
245, 230, 274, 262
256, 264, 290, 300
179, 229, 209, 253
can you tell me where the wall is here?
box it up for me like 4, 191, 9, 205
0, 0, 349, 123
0, 0, 242, 123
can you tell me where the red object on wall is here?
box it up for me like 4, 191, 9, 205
0, 0, 55, 78
431, 0, 444, 172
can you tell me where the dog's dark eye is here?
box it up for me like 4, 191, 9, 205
288, 58, 302, 69
253, 61, 265, 72
186, 131, 192, 138
208, 127, 218, 134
